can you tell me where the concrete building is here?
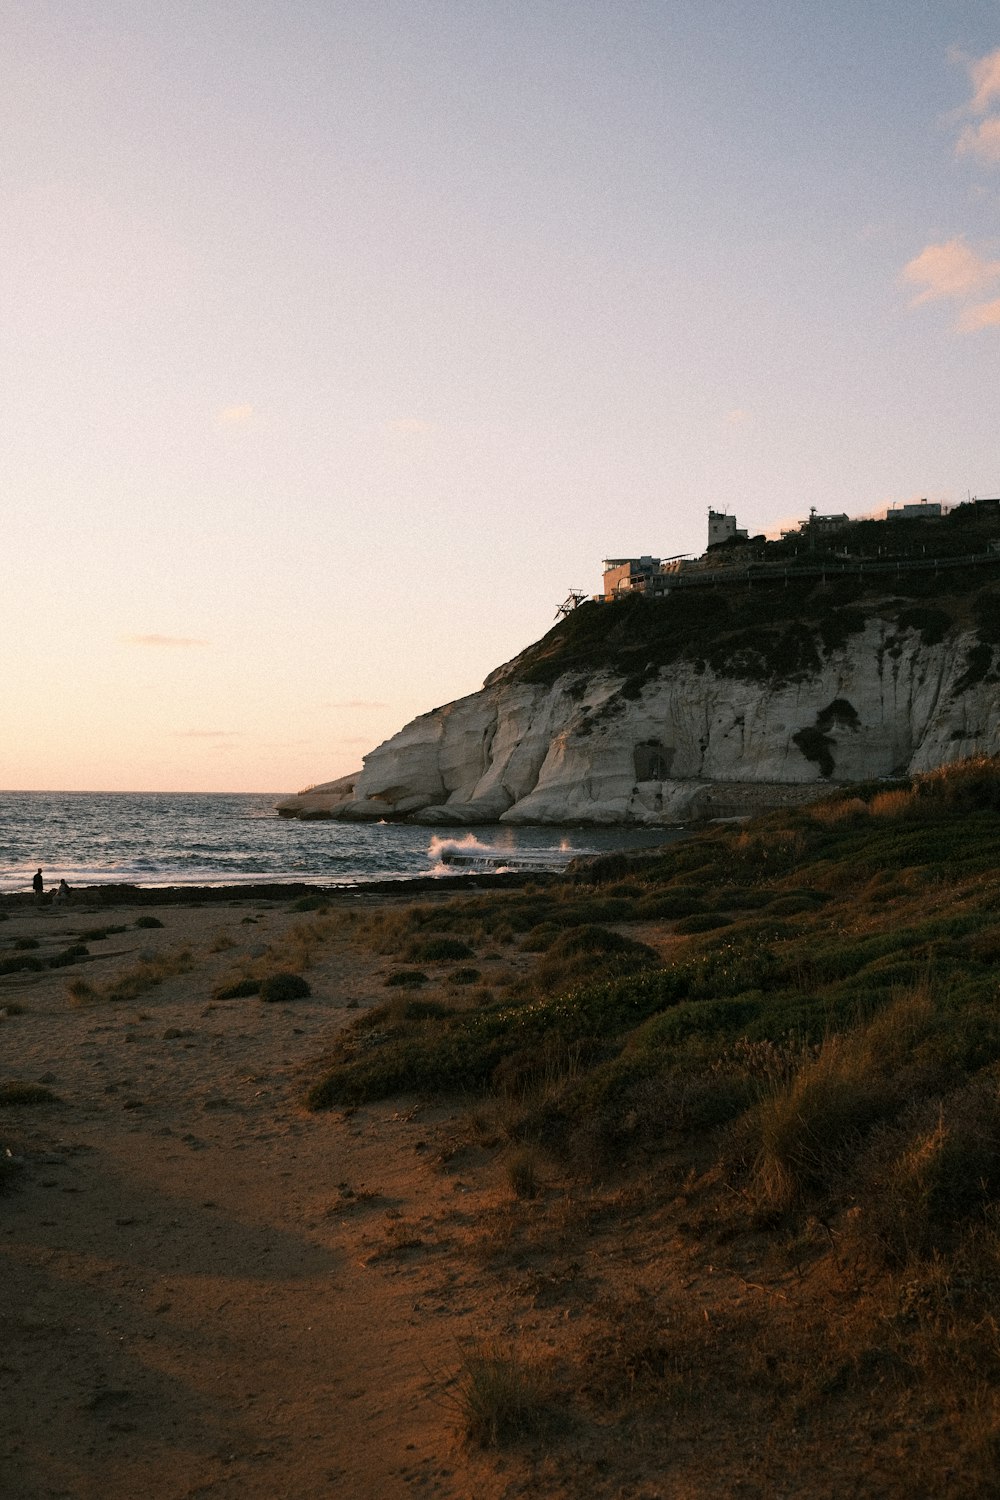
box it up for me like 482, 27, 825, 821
808, 510, 850, 535
887, 500, 943, 522
781, 508, 850, 541
707, 509, 748, 547
602, 556, 662, 600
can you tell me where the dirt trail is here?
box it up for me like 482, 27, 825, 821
0, 899, 508, 1500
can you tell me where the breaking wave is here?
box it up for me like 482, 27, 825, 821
427, 833, 575, 875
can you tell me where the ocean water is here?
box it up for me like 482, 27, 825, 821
0, 791, 674, 893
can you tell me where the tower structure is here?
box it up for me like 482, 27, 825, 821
707, 509, 747, 547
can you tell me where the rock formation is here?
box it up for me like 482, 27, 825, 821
278, 574, 1000, 825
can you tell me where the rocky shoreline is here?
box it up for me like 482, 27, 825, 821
0, 870, 559, 914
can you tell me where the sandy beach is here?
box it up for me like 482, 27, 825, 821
1, 890, 552, 1500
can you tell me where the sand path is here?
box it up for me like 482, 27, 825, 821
0, 898, 513, 1500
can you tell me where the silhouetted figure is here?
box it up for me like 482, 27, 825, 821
32, 868, 43, 902
55, 880, 70, 904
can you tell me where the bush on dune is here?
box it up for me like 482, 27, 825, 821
259, 972, 311, 1003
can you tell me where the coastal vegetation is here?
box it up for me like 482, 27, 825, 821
309, 754, 1000, 1490
259, 971, 311, 1003
515, 571, 1000, 689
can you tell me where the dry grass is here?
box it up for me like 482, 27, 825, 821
213, 913, 343, 996
506, 1148, 541, 1200
868, 788, 913, 818
262, 913, 342, 970
808, 795, 868, 826
743, 987, 937, 1210
66, 947, 194, 1005
454, 1341, 550, 1447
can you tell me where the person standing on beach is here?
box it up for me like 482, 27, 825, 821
32, 868, 44, 902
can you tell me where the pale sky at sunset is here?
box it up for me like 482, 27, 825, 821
4, 2, 1000, 792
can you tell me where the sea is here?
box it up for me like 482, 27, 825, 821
0, 791, 676, 894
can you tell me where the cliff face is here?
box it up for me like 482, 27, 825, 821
277, 609, 1000, 825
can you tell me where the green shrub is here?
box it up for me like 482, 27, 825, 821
633, 995, 766, 1051
384, 969, 429, 988
714, 888, 774, 911
406, 936, 474, 961
491, 1034, 604, 1099
390, 996, 450, 1022
896, 605, 952, 645
952, 642, 993, 695
635, 892, 707, 920
522, 925, 659, 997
765, 893, 823, 916
0, 955, 43, 976
308, 964, 691, 1109
674, 913, 732, 935
47, 944, 89, 968
259, 972, 311, 1003
0, 1081, 59, 1107
291, 893, 329, 911
521, 923, 561, 951
213, 977, 261, 999
135, 916, 164, 930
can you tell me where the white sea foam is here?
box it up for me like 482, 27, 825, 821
427, 833, 575, 875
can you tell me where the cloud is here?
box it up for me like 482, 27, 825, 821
324, 699, 389, 709
950, 50, 1000, 164
124, 634, 208, 648
964, 47, 1000, 115
957, 117, 1000, 164
386, 418, 431, 434
725, 408, 750, 426
958, 297, 1000, 332
902, 237, 1000, 303
214, 403, 254, 427
171, 730, 242, 739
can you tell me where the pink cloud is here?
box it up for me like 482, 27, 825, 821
966, 47, 1000, 115
956, 117, 1000, 164
958, 297, 1000, 332
902, 238, 1000, 304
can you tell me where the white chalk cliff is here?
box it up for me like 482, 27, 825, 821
277, 613, 1000, 825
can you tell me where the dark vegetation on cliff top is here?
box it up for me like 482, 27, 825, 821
512, 503, 1000, 688
517, 571, 1000, 688
309, 755, 1000, 1491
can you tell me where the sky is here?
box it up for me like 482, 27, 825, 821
3, 1, 1000, 792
